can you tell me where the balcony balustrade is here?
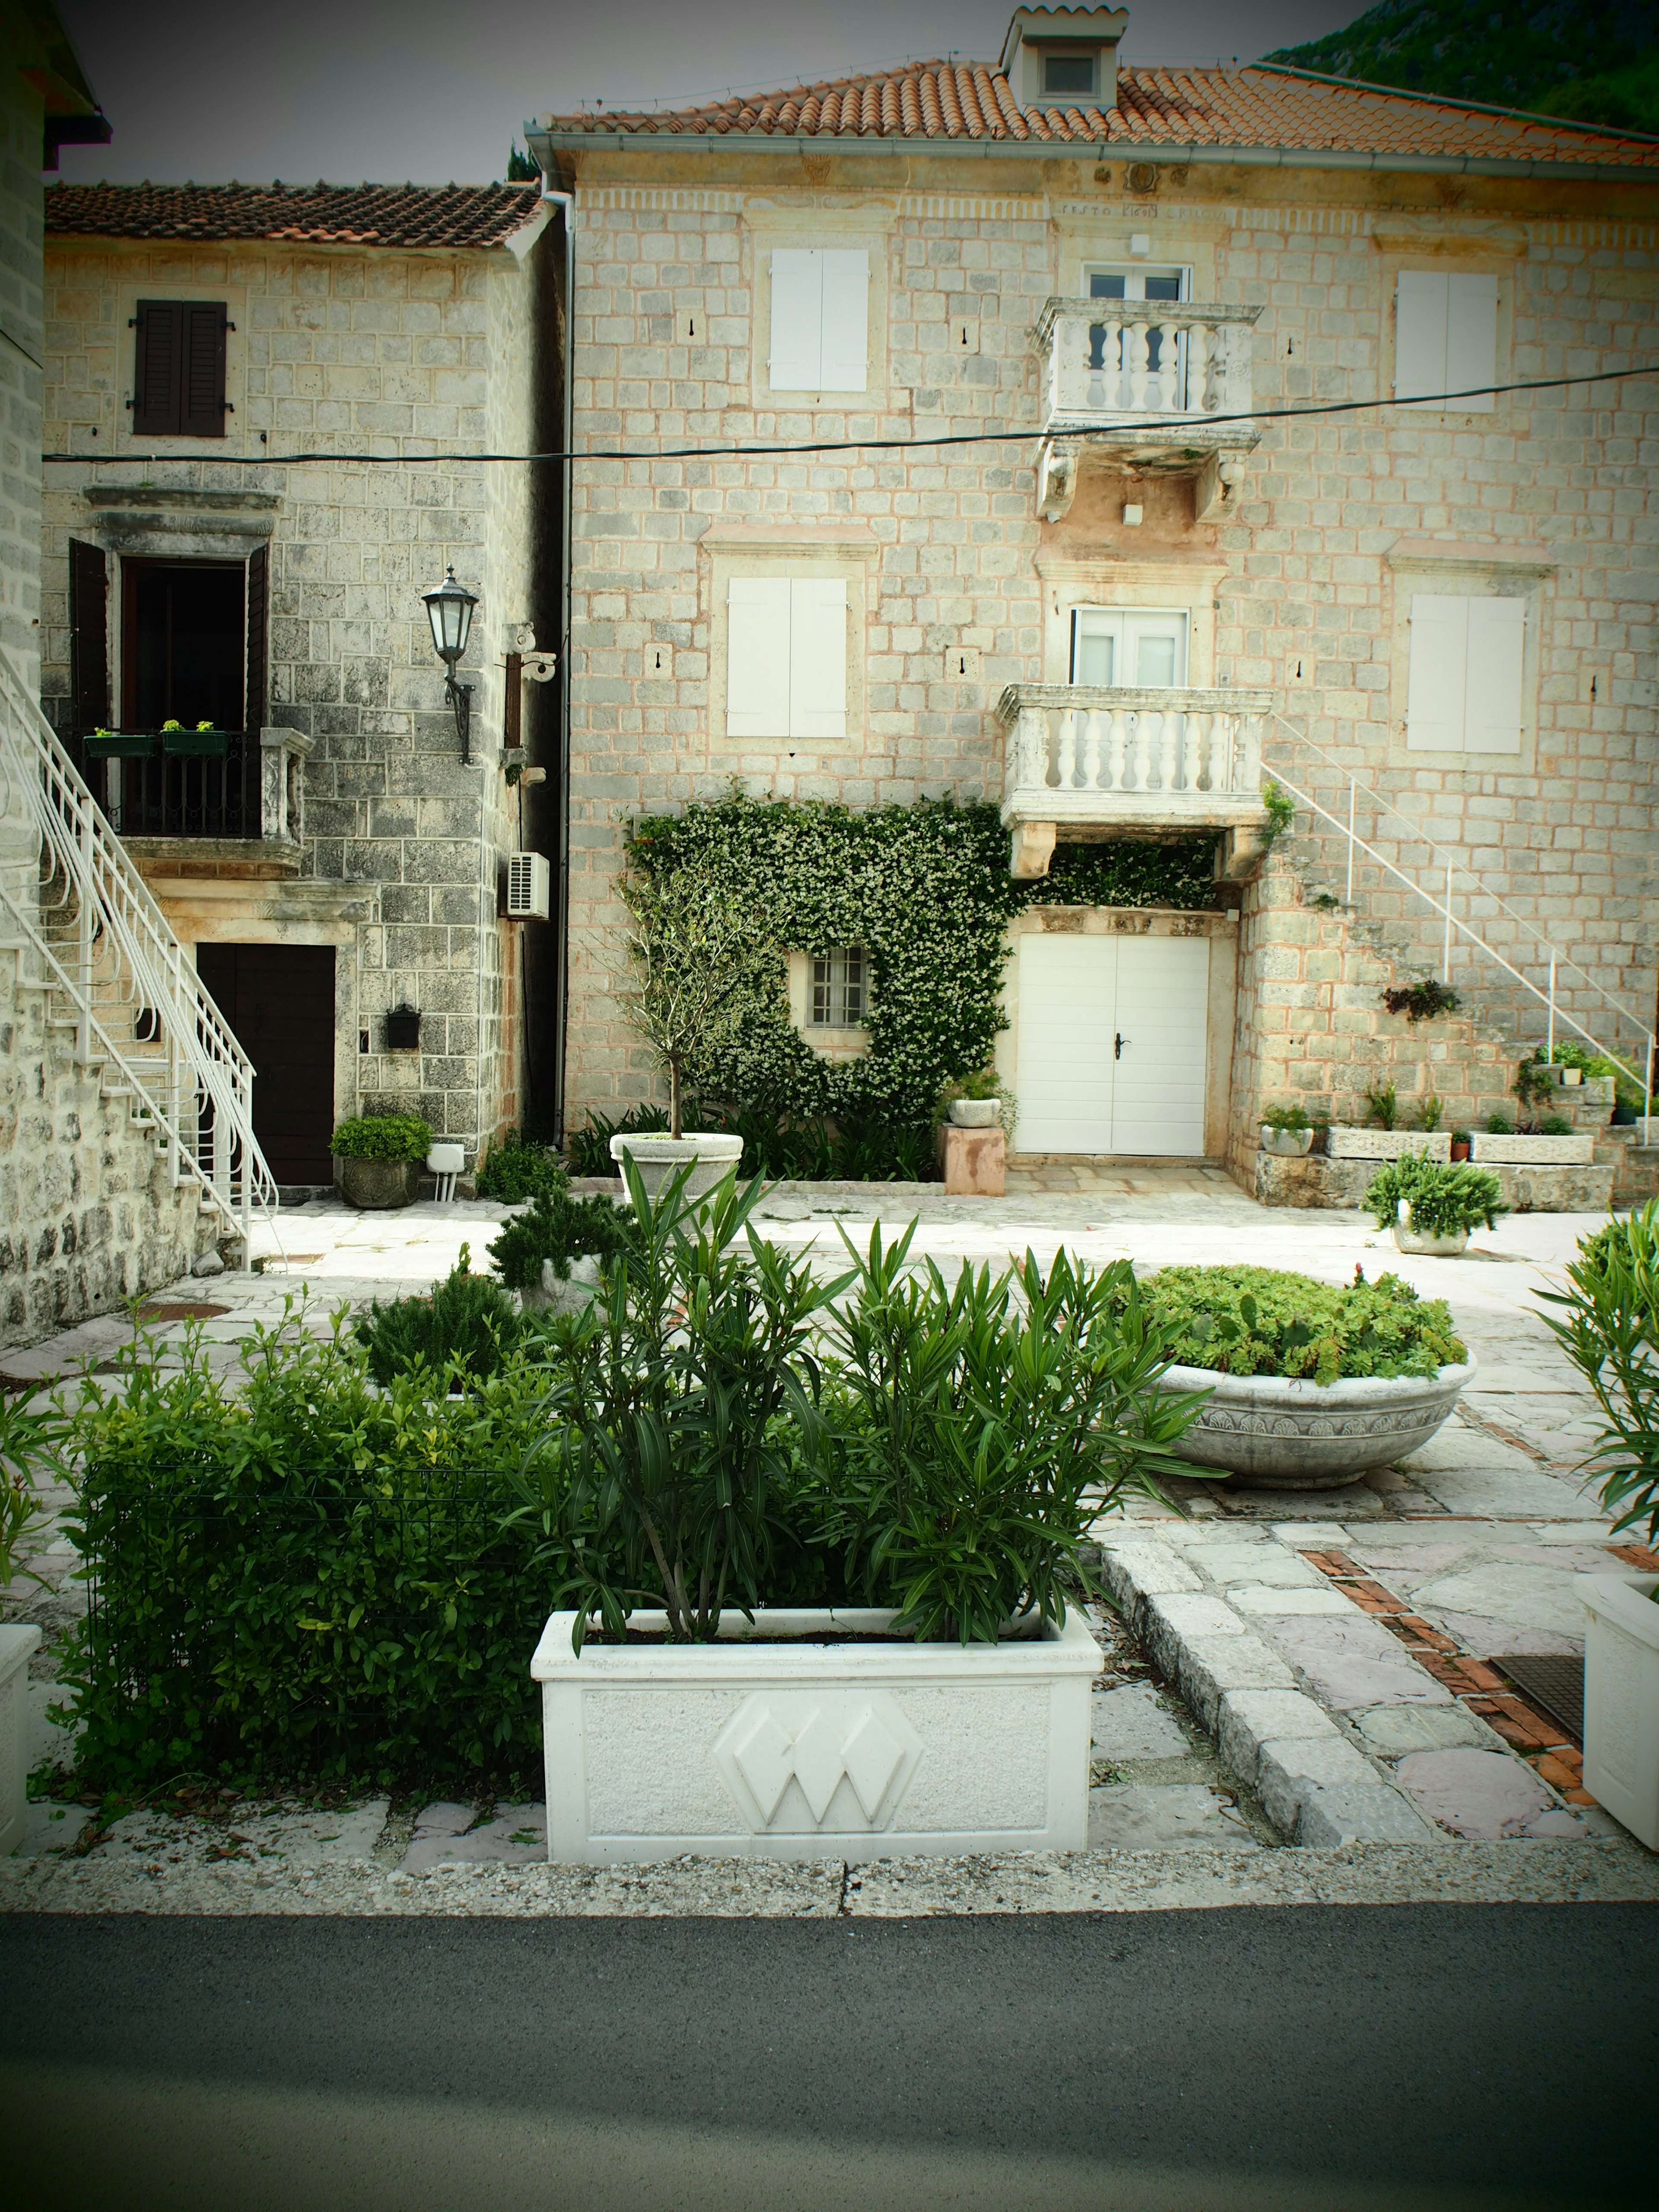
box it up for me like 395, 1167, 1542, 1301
1034, 297, 1262, 434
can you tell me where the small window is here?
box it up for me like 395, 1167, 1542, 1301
1405, 593, 1524, 754
768, 249, 868, 392
1043, 51, 1096, 96
1070, 607, 1189, 689
727, 576, 848, 741
132, 300, 230, 438
1395, 271, 1498, 413
810, 948, 866, 1029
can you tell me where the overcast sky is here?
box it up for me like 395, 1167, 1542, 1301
54, 1, 1361, 186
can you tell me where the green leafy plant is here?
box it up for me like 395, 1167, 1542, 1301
1364, 1082, 1399, 1131
1513, 1058, 1559, 1135
1416, 1094, 1443, 1133
1382, 980, 1460, 1023
1451, 1129, 1471, 1148
1135, 1263, 1466, 1385
353, 1249, 525, 1385
1537, 1201, 1659, 1544
1260, 782, 1296, 843
1363, 1155, 1508, 1240
1540, 1114, 1575, 1137
1261, 1103, 1311, 1133
566, 1102, 673, 1178
474, 1133, 564, 1204
1535, 1040, 1647, 1119
811, 1227, 1214, 1644
0, 1391, 65, 1592
1487, 1115, 1515, 1135
330, 1114, 432, 1162
486, 1186, 635, 1292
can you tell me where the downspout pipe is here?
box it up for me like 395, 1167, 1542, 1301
540, 181, 576, 1147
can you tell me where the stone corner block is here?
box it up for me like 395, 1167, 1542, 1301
1296, 1783, 1440, 1847
1174, 1633, 1297, 1732
1256, 1735, 1378, 1837
1095, 1543, 1201, 1627
1216, 1690, 1339, 1789
1143, 1592, 1244, 1680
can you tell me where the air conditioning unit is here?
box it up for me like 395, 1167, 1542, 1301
506, 850, 551, 920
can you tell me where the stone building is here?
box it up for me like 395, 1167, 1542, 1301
527, 6, 1659, 1201
38, 179, 561, 1195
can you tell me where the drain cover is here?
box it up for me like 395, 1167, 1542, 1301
1500, 1655, 1585, 1742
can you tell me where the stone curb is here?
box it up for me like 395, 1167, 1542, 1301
1098, 1538, 1440, 1847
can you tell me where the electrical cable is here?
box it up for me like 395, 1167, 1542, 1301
41, 361, 1658, 470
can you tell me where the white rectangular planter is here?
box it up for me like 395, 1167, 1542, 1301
531, 1606, 1099, 1864
1471, 1132, 1595, 1166
0, 1624, 41, 1856
1576, 1573, 1659, 1851
1325, 1128, 1451, 1162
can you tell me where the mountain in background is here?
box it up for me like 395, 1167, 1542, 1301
1266, 0, 1659, 136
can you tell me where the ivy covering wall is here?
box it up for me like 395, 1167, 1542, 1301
626, 794, 1216, 1134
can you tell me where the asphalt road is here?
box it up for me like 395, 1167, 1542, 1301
1, 1904, 1653, 2211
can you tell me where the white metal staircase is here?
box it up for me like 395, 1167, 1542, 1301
0, 645, 277, 1255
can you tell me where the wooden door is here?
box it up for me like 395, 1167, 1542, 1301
197, 944, 336, 1183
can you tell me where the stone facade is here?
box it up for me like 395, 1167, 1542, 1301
38, 195, 555, 1178
534, 107, 1658, 1181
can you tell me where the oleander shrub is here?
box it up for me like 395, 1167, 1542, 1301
1538, 1201, 1659, 1543
1134, 1263, 1466, 1384
329, 1114, 432, 1162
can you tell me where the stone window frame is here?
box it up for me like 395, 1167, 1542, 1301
1051, 213, 1226, 303
700, 520, 878, 758
785, 947, 871, 1062
113, 276, 248, 459
1384, 537, 1555, 773
743, 207, 893, 411
1034, 550, 1227, 687
1377, 248, 1517, 420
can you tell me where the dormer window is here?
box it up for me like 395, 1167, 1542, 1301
1043, 51, 1096, 97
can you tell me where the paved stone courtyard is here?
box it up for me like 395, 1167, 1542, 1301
3, 1169, 1656, 1914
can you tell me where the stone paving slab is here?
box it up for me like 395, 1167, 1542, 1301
1090, 1684, 1192, 1763
1087, 1783, 1260, 1852
1394, 1750, 1585, 1841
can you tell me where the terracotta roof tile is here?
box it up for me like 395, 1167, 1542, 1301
45, 181, 545, 248
535, 59, 1659, 167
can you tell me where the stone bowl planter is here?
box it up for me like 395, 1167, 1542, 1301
1575, 1572, 1659, 1850
1392, 1199, 1469, 1258
948, 1097, 1001, 1128
1155, 1356, 1476, 1489
1259, 1125, 1314, 1158
531, 1605, 1098, 1863
337, 1155, 421, 1209
518, 1254, 601, 1315
610, 1130, 744, 1199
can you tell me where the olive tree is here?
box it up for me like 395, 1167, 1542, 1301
617, 864, 765, 1138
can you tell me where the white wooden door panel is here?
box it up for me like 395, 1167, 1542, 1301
1014, 934, 1116, 1153
1109, 937, 1209, 1156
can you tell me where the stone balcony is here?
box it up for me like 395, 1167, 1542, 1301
995, 683, 1274, 877
1031, 297, 1263, 521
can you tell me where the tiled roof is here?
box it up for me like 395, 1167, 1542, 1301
44, 181, 546, 247
533, 59, 1659, 168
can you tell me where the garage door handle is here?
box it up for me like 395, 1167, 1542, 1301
1115, 1032, 1130, 1060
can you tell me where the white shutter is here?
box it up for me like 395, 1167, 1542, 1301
768, 248, 822, 391
726, 577, 792, 738
817, 249, 869, 392
1405, 594, 1469, 752
787, 578, 847, 739
1462, 596, 1524, 753
1446, 272, 1498, 413
1395, 270, 1449, 404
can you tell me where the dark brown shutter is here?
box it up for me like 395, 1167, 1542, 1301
132, 302, 182, 435
244, 543, 269, 737
68, 539, 109, 738
182, 303, 228, 437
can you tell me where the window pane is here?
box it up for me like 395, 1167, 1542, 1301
1135, 634, 1177, 687
1044, 54, 1094, 94
1088, 272, 1126, 300
1073, 612, 1116, 686
1144, 275, 1182, 302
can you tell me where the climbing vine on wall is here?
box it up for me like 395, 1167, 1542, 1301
626, 793, 1217, 1131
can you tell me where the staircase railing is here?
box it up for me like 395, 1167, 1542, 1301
1262, 712, 1655, 1113
0, 645, 277, 1252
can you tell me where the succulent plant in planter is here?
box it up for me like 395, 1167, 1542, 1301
331, 1113, 433, 1209
1363, 1154, 1508, 1257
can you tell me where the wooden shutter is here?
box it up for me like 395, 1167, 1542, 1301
788, 578, 848, 739
181, 303, 228, 436
1462, 596, 1524, 753
726, 577, 792, 737
817, 251, 869, 393
1445, 273, 1498, 413
244, 543, 269, 737
133, 301, 183, 435
68, 538, 109, 737
768, 249, 821, 391
1405, 594, 1468, 752
1394, 271, 1448, 405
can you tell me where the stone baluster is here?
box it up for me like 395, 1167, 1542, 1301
1127, 320, 1151, 411
1056, 707, 1078, 791
1186, 322, 1209, 413
1155, 712, 1179, 791
1081, 708, 1103, 789
1239, 714, 1263, 792
1016, 703, 1048, 791
1181, 712, 1203, 793
1131, 711, 1153, 792
1155, 323, 1180, 412
1207, 713, 1232, 792
1106, 707, 1128, 790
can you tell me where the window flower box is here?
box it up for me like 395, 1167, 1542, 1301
84, 730, 156, 759
531, 1605, 1098, 1864
160, 725, 232, 758
1470, 1132, 1595, 1166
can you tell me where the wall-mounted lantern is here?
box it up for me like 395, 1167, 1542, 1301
420, 566, 480, 763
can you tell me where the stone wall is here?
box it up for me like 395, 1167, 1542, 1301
0, 66, 41, 685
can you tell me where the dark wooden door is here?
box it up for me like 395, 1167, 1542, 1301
197, 944, 336, 1183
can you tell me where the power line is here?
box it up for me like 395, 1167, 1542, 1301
43, 361, 1656, 469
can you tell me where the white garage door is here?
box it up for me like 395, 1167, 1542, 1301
1014, 933, 1210, 1157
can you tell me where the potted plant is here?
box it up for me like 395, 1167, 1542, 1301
1144, 1262, 1474, 1487
0, 1392, 63, 1853
1259, 1103, 1314, 1158
521, 1163, 1209, 1861
331, 1113, 432, 1208
941, 1065, 1004, 1130
1363, 1154, 1508, 1258
487, 1176, 634, 1313
1450, 1128, 1472, 1163
160, 718, 231, 757
608, 862, 750, 1194
84, 725, 156, 759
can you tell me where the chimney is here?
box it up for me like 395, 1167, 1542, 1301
1000, 7, 1131, 112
